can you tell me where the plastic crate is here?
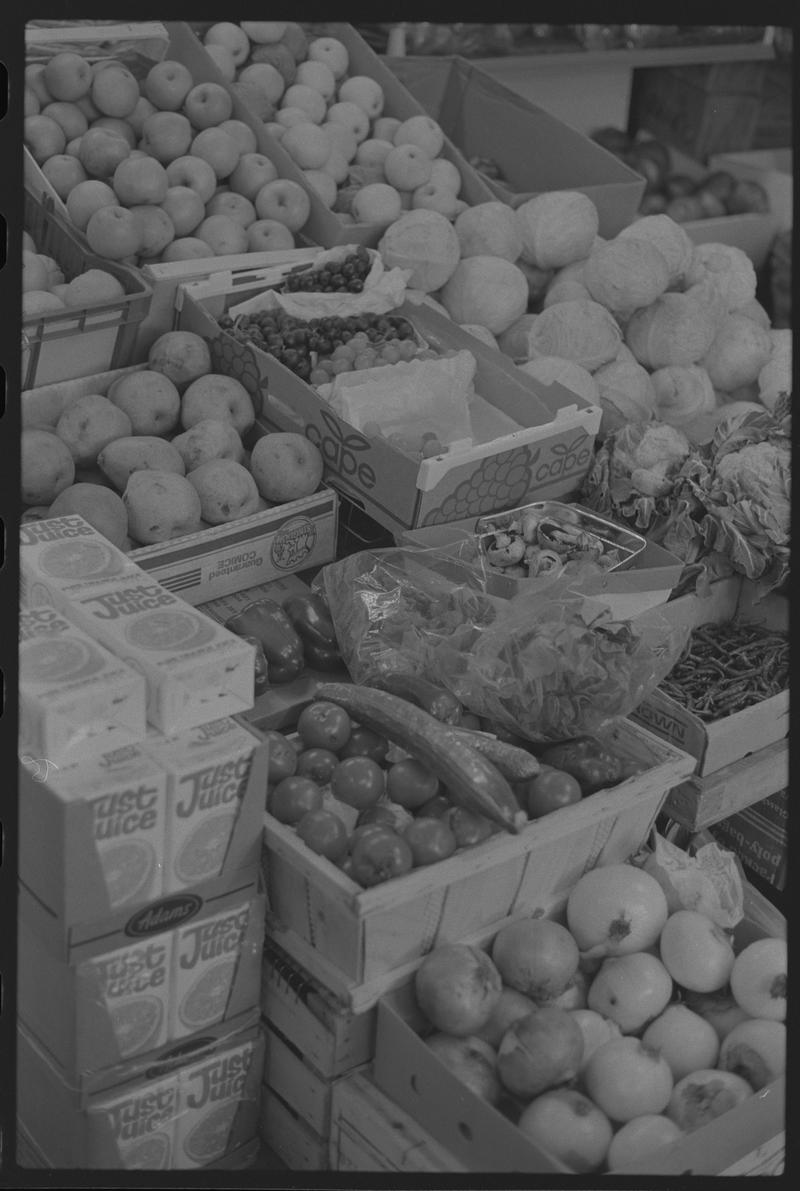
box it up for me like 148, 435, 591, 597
23, 188, 151, 389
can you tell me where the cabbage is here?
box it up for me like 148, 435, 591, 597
617, 215, 694, 286
684, 243, 757, 311
515, 191, 599, 270
584, 237, 670, 317
700, 314, 773, 392
625, 291, 720, 369
517, 356, 600, 405
526, 299, 621, 371
593, 359, 657, 438
651, 365, 716, 428
378, 209, 460, 292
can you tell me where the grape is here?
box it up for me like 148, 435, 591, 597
354, 352, 377, 370
379, 345, 401, 365
309, 369, 329, 386
398, 340, 418, 361
422, 438, 444, 458
332, 358, 353, 375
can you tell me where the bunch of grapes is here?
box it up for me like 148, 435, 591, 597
278, 246, 373, 294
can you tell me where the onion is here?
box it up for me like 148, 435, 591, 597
566, 863, 669, 961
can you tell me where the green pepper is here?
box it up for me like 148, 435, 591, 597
240, 634, 270, 695
539, 737, 624, 794
302, 638, 344, 672
225, 599, 305, 685
282, 592, 338, 650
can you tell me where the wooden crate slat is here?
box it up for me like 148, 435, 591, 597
663, 738, 789, 832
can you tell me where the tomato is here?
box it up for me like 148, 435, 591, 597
330, 756, 385, 809
358, 800, 414, 834
539, 738, 623, 794
295, 747, 339, 785
348, 822, 390, 852
350, 828, 414, 887
417, 793, 452, 819
296, 809, 349, 862
524, 769, 583, 820
264, 730, 299, 784
445, 807, 494, 848
404, 817, 457, 867
386, 758, 440, 810
297, 700, 352, 752
339, 724, 390, 764
269, 776, 323, 825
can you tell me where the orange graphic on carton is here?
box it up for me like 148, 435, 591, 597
76, 935, 173, 1064
20, 514, 140, 609
174, 1036, 259, 1169
169, 899, 253, 1042
88, 1072, 179, 1170
145, 718, 257, 893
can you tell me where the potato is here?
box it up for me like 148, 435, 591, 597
171, 418, 244, 472
187, 458, 260, 524
21, 428, 75, 505
98, 435, 186, 491
55, 394, 133, 466
147, 330, 211, 391
107, 369, 181, 436
123, 470, 202, 544
48, 483, 129, 549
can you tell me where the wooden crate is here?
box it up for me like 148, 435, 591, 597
258, 1086, 329, 1172
263, 719, 696, 1010
662, 736, 789, 832
329, 1069, 465, 1173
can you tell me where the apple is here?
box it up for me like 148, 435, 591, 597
41, 154, 87, 200
249, 43, 297, 87
112, 155, 169, 206
161, 237, 213, 262
587, 952, 673, 1034
473, 987, 538, 1050
281, 23, 309, 64
181, 373, 255, 436
264, 121, 286, 141
217, 119, 258, 156
425, 1033, 501, 1105
584, 1036, 674, 1123
355, 138, 393, 170
411, 180, 460, 219
384, 143, 433, 191
42, 51, 92, 102
75, 92, 101, 122
659, 910, 736, 993
229, 152, 279, 201
78, 127, 130, 178
107, 370, 181, 436
231, 81, 276, 123
497, 1005, 584, 1099
65, 179, 117, 231
281, 122, 331, 170
350, 183, 402, 227
294, 59, 336, 102
160, 186, 206, 236
307, 37, 349, 80
24, 87, 41, 117
667, 1069, 752, 1133
22, 252, 50, 294
274, 105, 309, 131
206, 191, 257, 229
338, 76, 385, 121
84, 204, 140, 259
41, 100, 88, 142
373, 116, 401, 143
22, 291, 66, 318
246, 219, 295, 252
62, 269, 125, 307
569, 1008, 621, 1071
641, 1003, 720, 1081
130, 205, 175, 259
143, 60, 194, 112
254, 179, 311, 232
429, 156, 462, 194
92, 116, 138, 150
301, 169, 337, 209
322, 148, 349, 185
64, 136, 83, 158
249, 431, 323, 502
606, 1115, 684, 1172
183, 82, 233, 131
24, 114, 67, 163
194, 213, 248, 256
281, 84, 327, 125
238, 62, 286, 108
326, 100, 369, 144
148, 330, 212, 390
165, 155, 217, 203
204, 22, 251, 67
518, 1089, 613, 1174
322, 121, 358, 163
240, 22, 287, 44
190, 127, 241, 179
91, 65, 140, 119
394, 114, 445, 159
729, 937, 786, 1021
25, 63, 53, 107
492, 919, 579, 1003
202, 43, 237, 83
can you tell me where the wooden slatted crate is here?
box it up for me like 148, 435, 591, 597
661, 736, 789, 833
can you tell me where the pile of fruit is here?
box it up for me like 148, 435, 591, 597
22, 227, 129, 321
410, 861, 786, 1172
198, 21, 468, 226
224, 590, 345, 692
20, 328, 324, 550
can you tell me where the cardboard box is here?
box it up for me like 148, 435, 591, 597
373, 876, 785, 1175
18, 878, 265, 1080
629, 577, 788, 777
662, 736, 789, 834
22, 367, 340, 605
711, 788, 787, 894
19, 603, 147, 766
387, 55, 645, 237
18, 717, 267, 942
709, 148, 793, 233
17, 1017, 263, 1171
178, 278, 601, 534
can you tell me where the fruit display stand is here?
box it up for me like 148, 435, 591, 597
263, 720, 695, 1012
23, 186, 152, 389
371, 876, 786, 1176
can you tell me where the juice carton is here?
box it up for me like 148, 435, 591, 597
76, 934, 174, 1065
144, 717, 260, 893
174, 1033, 264, 1169
19, 514, 141, 608
169, 894, 265, 1042
44, 742, 168, 912
19, 603, 146, 764
86, 1071, 180, 1170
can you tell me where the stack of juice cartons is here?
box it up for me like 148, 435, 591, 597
17, 514, 270, 1171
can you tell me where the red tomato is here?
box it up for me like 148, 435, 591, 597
525, 769, 582, 819
339, 724, 390, 764
269, 776, 323, 825
348, 822, 391, 852
404, 817, 457, 866
445, 807, 494, 848
416, 793, 452, 819
330, 756, 385, 809
297, 700, 352, 752
264, 730, 299, 784
386, 758, 440, 810
296, 747, 339, 785
296, 809, 349, 862
350, 828, 414, 887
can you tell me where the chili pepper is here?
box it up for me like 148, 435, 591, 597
282, 592, 339, 651
225, 599, 305, 684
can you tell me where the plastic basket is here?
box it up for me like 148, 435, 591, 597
23, 187, 152, 389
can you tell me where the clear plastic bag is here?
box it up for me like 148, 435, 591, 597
319, 545, 690, 744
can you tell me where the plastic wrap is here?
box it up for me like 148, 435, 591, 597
638, 829, 745, 929
320, 545, 690, 744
